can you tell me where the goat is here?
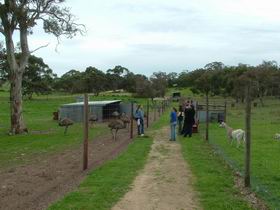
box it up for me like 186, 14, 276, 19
219, 122, 245, 147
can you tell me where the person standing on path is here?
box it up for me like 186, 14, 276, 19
134, 105, 145, 136
177, 105, 184, 134
170, 107, 177, 141
183, 103, 195, 138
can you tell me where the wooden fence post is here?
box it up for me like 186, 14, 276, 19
245, 85, 252, 187
147, 100, 149, 128
154, 102, 156, 121
224, 101, 227, 122
83, 93, 89, 170
206, 92, 209, 142
130, 102, 134, 139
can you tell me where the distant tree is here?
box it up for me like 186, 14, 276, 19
0, 42, 8, 85
204, 61, 225, 71
150, 71, 168, 97
177, 69, 205, 88
0, 0, 84, 134
106, 65, 128, 91
254, 61, 279, 105
135, 75, 155, 98
83, 66, 107, 95
57, 70, 83, 94
167, 72, 178, 87
122, 72, 137, 93
22, 55, 56, 99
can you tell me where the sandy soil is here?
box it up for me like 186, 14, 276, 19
0, 128, 133, 210
112, 127, 201, 210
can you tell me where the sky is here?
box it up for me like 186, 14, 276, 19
25, 0, 280, 76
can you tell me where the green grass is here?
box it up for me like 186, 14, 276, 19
180, 134, 253, 210
48, 105, 171, 210
0, 91, 149, 169
48, 136, 153, 210
204, 99, 280, 209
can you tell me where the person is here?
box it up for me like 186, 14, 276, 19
134, 105, 144, 136
177, 105, 184, 134
170, 107, 177, 141
183, 102, 195, 138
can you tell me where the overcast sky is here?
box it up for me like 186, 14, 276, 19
27, 0, 280, 76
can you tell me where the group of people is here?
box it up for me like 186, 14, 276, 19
133, 101, 196, 141
170, 101, 196, 141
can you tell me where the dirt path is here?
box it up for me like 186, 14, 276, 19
0, 129, 132, 210
112, 127, 201, 210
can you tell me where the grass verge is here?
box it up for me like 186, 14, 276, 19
48, 136, 152, 210
180, 134, 253, 210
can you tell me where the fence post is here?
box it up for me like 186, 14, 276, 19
206, 92, 209, 142
147, 100, 149, 128
154, 102, 156, 121
130, 102, 134, 139
245, 85, 252, 187
224, 101, 227, 122
83, 93, 89, 170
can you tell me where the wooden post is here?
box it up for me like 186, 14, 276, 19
147, 100, 149, 128
224, 101, 227, 122
83, 93, 89, 170
130, 102, 134, 139
245, 85, 251, 187
154, 102, 156, 121
206, 92, 209, 142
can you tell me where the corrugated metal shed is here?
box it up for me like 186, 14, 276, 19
59, 100, 122, 122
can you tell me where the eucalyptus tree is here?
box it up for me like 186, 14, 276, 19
0, 0, 84, 134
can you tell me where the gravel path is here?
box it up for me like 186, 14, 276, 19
112, 127, 202, 210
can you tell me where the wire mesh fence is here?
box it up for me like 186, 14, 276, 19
198, 98, 280, 210
0, 94, 171, 139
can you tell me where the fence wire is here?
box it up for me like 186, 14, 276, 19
199, 98, 280, 210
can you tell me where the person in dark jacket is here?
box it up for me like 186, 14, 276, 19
177, 105, 184, 134
183, 103, 195, 137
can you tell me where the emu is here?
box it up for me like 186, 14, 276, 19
108, 112, 130, 141
219, 122, 245, 147
59, 118, 74, 135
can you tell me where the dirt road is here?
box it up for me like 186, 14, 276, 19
112, 127, 201, 210
0, 129, 132, 210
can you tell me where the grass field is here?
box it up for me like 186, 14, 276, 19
199, 98, 280, 209
0, 90, 150, 169
47, 108, 170, 210
180, 134, 253, 209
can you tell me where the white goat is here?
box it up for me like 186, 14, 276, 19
274, 133, 280, 141
219, 122, 246, 147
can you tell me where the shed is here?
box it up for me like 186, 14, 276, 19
172, 92, 181, 101
59, 100, 122, 123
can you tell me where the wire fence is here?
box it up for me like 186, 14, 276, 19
0, 95, 171, 138
198, 98, 280, 210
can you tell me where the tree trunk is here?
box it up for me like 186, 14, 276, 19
4, 23, 29, 134
206, 92, 209, 142
245, 85, 251, 188
10, 70, 26, 134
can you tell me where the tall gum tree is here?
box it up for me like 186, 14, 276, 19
0, 0, 84, 134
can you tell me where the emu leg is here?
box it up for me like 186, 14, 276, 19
111, 129, 114, 140
115, 129, 118, 141
64, 126, 68, 135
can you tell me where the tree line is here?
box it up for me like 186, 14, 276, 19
0, 52, 171, 98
